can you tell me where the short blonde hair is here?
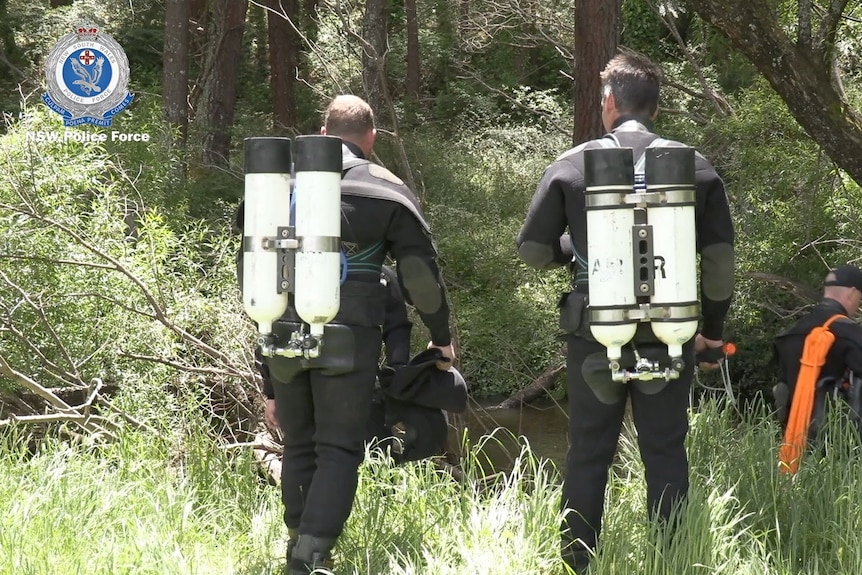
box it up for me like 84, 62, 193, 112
323, 95, 375, 138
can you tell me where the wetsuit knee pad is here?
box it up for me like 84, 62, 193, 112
631, 378, 669, 395
581, 352, 626, 405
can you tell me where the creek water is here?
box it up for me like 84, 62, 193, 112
452, 398, 570, 475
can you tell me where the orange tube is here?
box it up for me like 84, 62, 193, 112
778, 314, 845, 474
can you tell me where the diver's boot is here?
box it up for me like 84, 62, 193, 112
285, 528, 299, 562
286, 534, 337, 575
563, 550, 591, 574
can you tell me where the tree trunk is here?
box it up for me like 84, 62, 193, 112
200, 0, 250, 167
688, 1, 862, 187
266, 0, 299, 130
573, 0, 621, 145
163, 0, 190, 146
302, 0, 320, 45
405, 0, 421, 104
362, 0, 390, 116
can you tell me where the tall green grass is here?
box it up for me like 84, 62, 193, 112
0, 426, 285, 575
3, 400, 862, 574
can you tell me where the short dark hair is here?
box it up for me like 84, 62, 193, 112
323, 95, 375, 139
600, 53, 662, 117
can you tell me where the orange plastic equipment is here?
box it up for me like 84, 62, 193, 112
778, 314, 845, 475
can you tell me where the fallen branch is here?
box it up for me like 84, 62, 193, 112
254, 431, 282, 485
492, 362, 566, 409
0, 412, 120, 435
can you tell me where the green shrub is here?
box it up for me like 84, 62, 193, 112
0, 107, 255, 430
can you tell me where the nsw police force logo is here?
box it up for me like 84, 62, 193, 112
42, 21, 134, 127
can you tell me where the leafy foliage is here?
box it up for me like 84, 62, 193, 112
401, 121, 570, 396
3, 0, 862, 406
0, 106, 254, 429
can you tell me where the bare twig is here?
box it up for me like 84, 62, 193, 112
0, 254, 115, 271
0, 412, 119, 435
0, 268, 80, 379
120, 350, 254, 380
0, 202, 245, 378
458, 66, 572, 138
0, 46, 24, 78
638, 7, 732, 116
743, 271, 821, 304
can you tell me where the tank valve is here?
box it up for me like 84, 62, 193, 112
258, 331, 322, 359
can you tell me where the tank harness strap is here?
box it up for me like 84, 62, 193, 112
595, 134, 665, 173
779, 313, 846, 475
575, 135, 662, 285
633, 138, 670, 175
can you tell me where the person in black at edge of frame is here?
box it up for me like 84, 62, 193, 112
773, 265, 862, 440
516, 53, 735, 573
238, 94, 456, 575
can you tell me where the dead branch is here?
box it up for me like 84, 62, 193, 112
120, 351, 247, 379
0, 202, 246, 379
0, 411, 121, 433
492, 362, 566, 409
95, 396, 158, 434
229, 431, 284, 485
457, 66, 573, 138
326, 0, 422, 196
0, 45, 24, 79
743, 271, 821, 304
0, 352, 150, 438
638, 7, 732, 117
0, 254, 115, 271
0, 268, 80, 379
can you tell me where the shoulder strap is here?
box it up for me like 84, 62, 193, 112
594, 135, 664, 176
596, 135, 620, 148
340, 180, 430, 233
634, 137, 666, 175
342, 158, 371, 174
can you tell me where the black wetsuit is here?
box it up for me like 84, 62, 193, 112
775, 298, 862, 389
516, 117, 735, 564
773, 298, 862, 432
250, 142, 451, 542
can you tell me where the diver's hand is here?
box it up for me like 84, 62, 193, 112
264, 398, 280, 431
695, 334, 724, 371
428, 342, 456, 371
